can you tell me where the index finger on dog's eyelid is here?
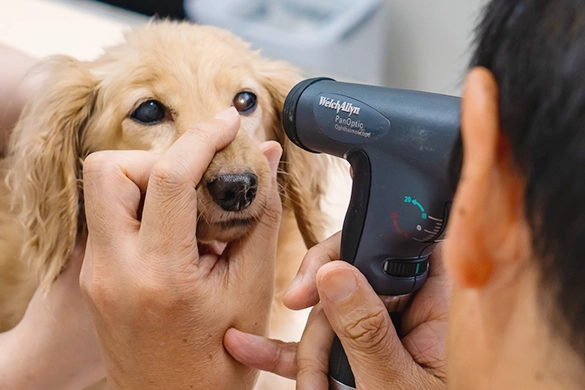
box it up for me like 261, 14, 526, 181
140, 115, 240, 239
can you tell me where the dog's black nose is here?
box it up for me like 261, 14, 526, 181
207, 173, 258, 211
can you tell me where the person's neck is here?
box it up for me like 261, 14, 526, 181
475, 265, 585, 389
488, 308, 585, 388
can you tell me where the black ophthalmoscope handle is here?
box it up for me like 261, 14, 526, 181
328, 150, 370, 390
329, 337, 355, 389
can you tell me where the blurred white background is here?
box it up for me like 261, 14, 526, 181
0, 0, 486, 232
0, 0, 485, 94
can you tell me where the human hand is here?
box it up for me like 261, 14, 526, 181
0, 43, 38, 156
0, 235, 104, 390
225, 232, 451, 389
80, 107, 283, 389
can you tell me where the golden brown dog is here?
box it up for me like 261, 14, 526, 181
0, 21, 328, 389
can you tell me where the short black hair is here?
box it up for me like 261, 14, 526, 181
462, 0, 585, 358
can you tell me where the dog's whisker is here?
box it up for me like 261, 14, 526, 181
197, 205, 212, 226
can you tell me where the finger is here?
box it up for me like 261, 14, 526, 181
31, 233, 88, 310
401, 242, 452, 337
139, 107, 240, 260
222, 142, 282, 275
223, 328, 298, 379
259, 140, 282, 177
62, 231, 87, 278
296, 304, 335, 390
428, 241, 448, 278
316, 261, 414, 389
79, 234, 94, 294
83, 150, 159, 251
283, 231, 341, 310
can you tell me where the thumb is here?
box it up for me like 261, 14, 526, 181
316, 261, 413, 389
224, 141, 282, 272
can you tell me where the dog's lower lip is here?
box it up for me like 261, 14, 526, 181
219, 218, 254, 228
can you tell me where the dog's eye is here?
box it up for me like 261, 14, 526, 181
233, 92, 257, 114
131, 100, 166, 124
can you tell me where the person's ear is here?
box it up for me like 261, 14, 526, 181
444, 67, 530, 288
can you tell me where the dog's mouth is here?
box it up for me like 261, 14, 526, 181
196, 216, 254, 256
195, 215, 258, 247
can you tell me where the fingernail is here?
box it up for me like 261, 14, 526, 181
232, 328, 263, 345
321, 268, 358, 302
225, 328, 266, 355
285, 273, 303, 297
215, 106, 239, 120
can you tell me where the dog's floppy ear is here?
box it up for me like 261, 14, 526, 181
256, 59, 329, 249
6, 55, 97, 291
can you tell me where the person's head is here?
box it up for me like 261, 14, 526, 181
444, 0, 585, 386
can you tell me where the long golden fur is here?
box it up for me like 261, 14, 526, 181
0, 21, 328, 389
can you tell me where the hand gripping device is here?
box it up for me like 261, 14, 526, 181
282, 78, 460, 389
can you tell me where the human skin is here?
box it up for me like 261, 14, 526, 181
0, 45, 103, 390
224, 68, 585, 389
81, 107, 284, 389
0, 46, 284, 389
225, 228, 451, 390
0, 44, 37, 156
442, 68, 585, 390
0, 235, 104, 390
